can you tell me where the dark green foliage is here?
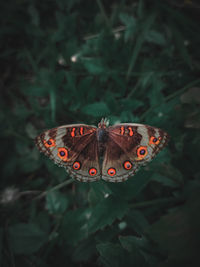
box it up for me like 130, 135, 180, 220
8, 223, 48, 254
0, 0, 200, 266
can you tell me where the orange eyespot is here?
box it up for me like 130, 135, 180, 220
44, 138, 56, 148
137, 146, 148, 159
123, 161, 133, 170
57, 147, 68, 161
73, 161, 81, 170
107, 168, 116, 176
149, 136, 161, 145
89, 168, 97, 176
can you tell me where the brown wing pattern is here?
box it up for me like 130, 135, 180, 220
35, 121, 169, 183
66, 134, 101, 182
102, 123, 169, 182
102, 136, 139, 182
35, 124, 100, 181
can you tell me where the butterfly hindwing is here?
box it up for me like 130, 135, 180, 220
101, 135, 139, 182
66, 134, 101, 182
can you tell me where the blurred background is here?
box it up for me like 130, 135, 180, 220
1, 0, 200, 266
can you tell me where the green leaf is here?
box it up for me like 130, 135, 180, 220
50, 88, 56, 122
147, 181, 200, 266
8, 223, 48, 254
25, 122, 37, 139
119, 13, 137, 42
150, 174, 179, 188
88, 195, 129, 233
119, 236, 157, 267
119, 235, 159, 266
139, 71, 154, 89
28, 5, 40, 26
46, 190, 68, 214
88, 181, 112, 206
150, 162, 183, 186
119, 235, 147, 252
72, 237, 96, 262
97, 242, 129, 267
126, 13, 156, 79
170, 23, 192, 68
147, 77, 165, 106
107, 170, 154, 200
83, 59, 104, 75
81, 102, 110, 117
18, 148, 40, 173
61, 208, 91, 246
145, 30, 166, 46
22, 85, 49, 97
78, 77, 93, 98
137, 0, 145, 18
119, 111, 140, 123
126, 210, 149, 235
120, 98, 143, 111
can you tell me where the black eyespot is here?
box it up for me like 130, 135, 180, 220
153, 137, 157, 143
59, 151, 65, 156
139, 149, 145, 155
47, 140, 52, 145
74, 163, 79, 169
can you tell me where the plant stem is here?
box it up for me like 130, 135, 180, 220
165, 78, 200, 102
34, 178, 74, 200
130, 196, 183, 209
96, 0, 111, 29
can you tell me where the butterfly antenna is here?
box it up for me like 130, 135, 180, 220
104, 118, 109, 127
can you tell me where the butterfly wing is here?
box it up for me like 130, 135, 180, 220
102, 123, 169, 182
35, 124, 101, 182
101, 135, 139, 182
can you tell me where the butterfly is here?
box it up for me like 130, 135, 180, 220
35, 118, 169, 182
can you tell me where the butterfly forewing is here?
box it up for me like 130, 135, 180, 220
35, 124, 101, 181
109, 123, 169, 163
101, 123, 169, 182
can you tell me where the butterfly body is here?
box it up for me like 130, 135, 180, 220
35, 119, 169, 182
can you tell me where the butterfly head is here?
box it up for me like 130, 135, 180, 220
98, 118, 109, 129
